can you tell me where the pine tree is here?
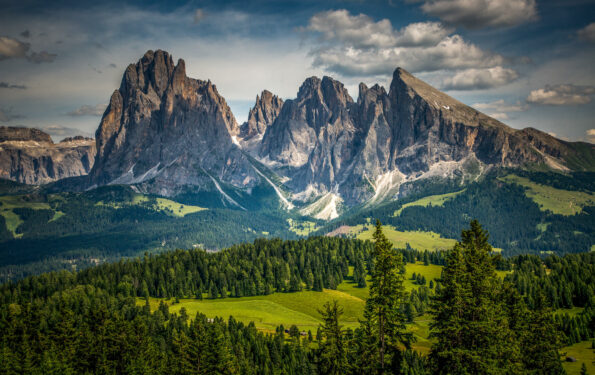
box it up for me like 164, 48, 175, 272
521, 293, 565, 374
360, 220, 411, 373
317, 301, 348, 375
429, 220, 521, 374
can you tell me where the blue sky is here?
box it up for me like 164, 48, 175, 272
0, 0, 593, 142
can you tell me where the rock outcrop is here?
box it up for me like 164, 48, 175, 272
240, 90, 283, 140
0, 127, 95, 184
90, 50, 260, 200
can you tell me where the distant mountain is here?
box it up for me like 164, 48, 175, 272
0, 127, 95, 184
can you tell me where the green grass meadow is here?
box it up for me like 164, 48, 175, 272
354, 224, 457, 252
499, 174, 595, 216
561, 340, 594, 375
394, 190, 465, 216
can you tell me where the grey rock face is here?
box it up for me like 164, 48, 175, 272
90, 50, 260, 197
257, 68, 594, 205
240, 90, 283, 140
0, 127, 95, 184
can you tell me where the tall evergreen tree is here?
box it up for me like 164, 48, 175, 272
360, 220, 411, 373
317, 300, 348, 375
429, 220, 521, 374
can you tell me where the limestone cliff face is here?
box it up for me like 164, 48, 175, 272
90, 50, 259, 197
0, 127, 95, 184
256, 68, 594, 205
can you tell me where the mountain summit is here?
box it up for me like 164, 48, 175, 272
89, 50, 260, 205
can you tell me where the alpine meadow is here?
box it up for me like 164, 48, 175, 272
0, 0, 594, 374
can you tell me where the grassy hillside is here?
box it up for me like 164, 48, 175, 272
353, 224, 457, 251
139, 261, 445, 353
394, 189, 465, 216
499, 174, 595, 215
97, 194, 206, 217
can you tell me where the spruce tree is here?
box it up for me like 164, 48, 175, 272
317, 300, 348, 375
360, 220, 411, 373
429, 220, 520, 374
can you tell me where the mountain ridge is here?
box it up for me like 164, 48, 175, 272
1, 50, 593, 215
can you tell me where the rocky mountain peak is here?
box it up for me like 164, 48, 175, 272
240, 90, 284, 140
90, 50, 256, 199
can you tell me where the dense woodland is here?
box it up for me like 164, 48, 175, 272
1, 225, 593, 374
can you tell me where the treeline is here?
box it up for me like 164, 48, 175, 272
0, 237, 373, 305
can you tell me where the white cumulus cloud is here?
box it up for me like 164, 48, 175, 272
305, 9, 508, 77
586, 129, 595, 143
420, 0, 538, 29
0, 36, 30, 60
578, 23, 595, 43
442, 67, 518, 90
527, 84, 595, 106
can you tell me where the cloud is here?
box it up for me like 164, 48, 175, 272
0, 108, 24, 122
42, 124, 93, 139
193, 9, 205, 24
0, 36, 30, 60
527, 84, 595, 106
473, 99, 527, 112
420, 0, 538, 29
578, 23, 595, 43
20, 30, 30, 38
0, 36, 56, 63
0, 82, 27, 89
108, 63, 117, 68
27, 51, 57, 64
587, 129, 595, 143
441, 67, 518, 90
305, 9, 507, 77
67, 103, 107, 117
472, 99, 527, 120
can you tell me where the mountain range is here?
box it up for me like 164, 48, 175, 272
0, 50, 593, 280
3, 49, 592, 219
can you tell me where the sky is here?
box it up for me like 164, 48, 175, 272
0, 0, 593, 143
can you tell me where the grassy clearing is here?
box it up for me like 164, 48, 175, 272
287, 218, 320, 236
555, 307, 585, 317
99, 194, 206, 217
394, 190, 465, 216
499, 175, 595, 216
561, 340, 594, 375
354, 224, 457, 252
141, 287, 365, 333
0, 195, 55, 237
